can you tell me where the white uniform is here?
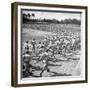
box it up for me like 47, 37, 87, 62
23, 42, 33, 53
29, 44, 33, 52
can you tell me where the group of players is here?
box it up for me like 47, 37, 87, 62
22, 34, 81, 77
23, 34, 80, 56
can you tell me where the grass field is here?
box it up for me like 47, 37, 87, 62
22, 23, 80, 43
21, 23, 81, 77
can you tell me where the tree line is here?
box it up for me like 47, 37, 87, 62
22, 13, 81, 25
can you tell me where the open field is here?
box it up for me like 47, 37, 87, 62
21, 23, 81, 78
22, 23, 81, 43
29, 53, 81, 77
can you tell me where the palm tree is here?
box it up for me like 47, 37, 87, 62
32, 13, 35, 17
27, 13, 31, 19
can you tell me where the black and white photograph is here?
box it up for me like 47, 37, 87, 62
21, 9, 82, 78
11, 2, 88, 87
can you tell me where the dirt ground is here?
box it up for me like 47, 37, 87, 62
29, 51, 81, 77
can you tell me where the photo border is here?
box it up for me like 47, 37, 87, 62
11, 2, 88, 87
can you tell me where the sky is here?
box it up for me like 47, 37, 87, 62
22, 10, 81, 21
